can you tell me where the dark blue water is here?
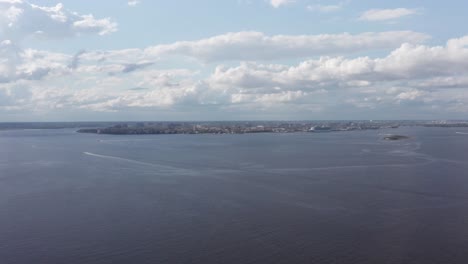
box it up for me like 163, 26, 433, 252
1, 127, 468, 264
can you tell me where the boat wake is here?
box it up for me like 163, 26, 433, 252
83, 152, 183, 172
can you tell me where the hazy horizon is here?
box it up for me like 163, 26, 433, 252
0, 119, 467, 123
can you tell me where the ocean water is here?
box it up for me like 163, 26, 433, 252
1, 127, 468, 264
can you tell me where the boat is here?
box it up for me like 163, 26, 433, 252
309, 126, 332, 132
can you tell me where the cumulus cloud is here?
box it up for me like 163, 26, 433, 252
359, 8, 417, 21
50, 31, 427, 67
270, 0, 295, 8
65, 35, 468, 113
0, 39, 19, 82
1, 2, 466, 120
127, 0, 140, 7
0, 1, 118, 84
0, 1, 117, 41
0, 43, 71, 83
145, 31, 429, 62
395, 89, 425, 101
3, 28, 468, 118
231, 90, 306, 105
208, 36, 468, 90
307, 2, 345, 13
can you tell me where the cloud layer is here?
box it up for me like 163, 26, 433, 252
0, 2, 467, 120
145, 31, 429, 61
2, 33, 468, 119
0, 1, 119, 85
0, 0, 117, 41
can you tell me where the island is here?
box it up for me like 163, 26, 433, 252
76, 121, 401, 135
0, 120, 465, 135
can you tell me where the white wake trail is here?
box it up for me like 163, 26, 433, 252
83, 152, 184, 172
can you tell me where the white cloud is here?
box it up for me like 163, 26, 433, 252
0, 42, 71, 83
127, 0, 140, 7
307, 3, 344, 13
0, 0, 117, 83
72, 14, 117, 36
374, 37, 468, 79
417, 76, 468, 88
3, 29, 468, 117
0, 0, 23, 3
208, 36, 468, 90
270, 0, 295, 8
396, 89, 424, 101
145, 31, 429, 62
359, 8, 417, 21
196, 36, 468, 114
0, 1, 117, 41
231, 90, 305, 104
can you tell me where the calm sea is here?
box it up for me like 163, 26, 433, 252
1, 127, 468, 264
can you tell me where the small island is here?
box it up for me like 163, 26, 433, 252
383, 135, 410, 141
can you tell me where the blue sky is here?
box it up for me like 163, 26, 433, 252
0, 0, 468, 121
26, 0, 467, 51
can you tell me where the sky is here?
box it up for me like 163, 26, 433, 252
0, 0, 468, 121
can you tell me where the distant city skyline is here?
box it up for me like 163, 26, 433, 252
1, 0, 468, 121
